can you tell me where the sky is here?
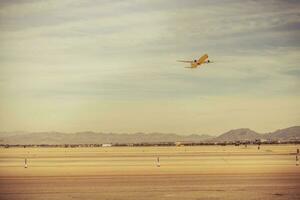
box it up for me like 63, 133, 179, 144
0, 0, 299, 135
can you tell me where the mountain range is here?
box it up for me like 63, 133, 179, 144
0, 126, 299, 145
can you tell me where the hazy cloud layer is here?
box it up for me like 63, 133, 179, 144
0, 0, 299, 134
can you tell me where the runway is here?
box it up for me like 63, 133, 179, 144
0, 145, 299, 200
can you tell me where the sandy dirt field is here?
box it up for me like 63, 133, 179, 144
0, 145, 299, 200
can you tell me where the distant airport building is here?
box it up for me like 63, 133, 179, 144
175, 141, 190, 146
102, 143, 112, 147
175, 142, 182, 146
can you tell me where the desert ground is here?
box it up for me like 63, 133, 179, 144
0, 144, 299, 200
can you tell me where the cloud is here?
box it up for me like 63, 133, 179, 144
0, 0, 299, 132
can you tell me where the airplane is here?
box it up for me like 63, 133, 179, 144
177, 54, 213, 68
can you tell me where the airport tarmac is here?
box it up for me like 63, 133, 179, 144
0, 145, 299, 200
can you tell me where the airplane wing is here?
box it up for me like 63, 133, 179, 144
197, 54, 208, 64
177, 60, 193, 63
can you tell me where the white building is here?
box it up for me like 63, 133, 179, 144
102, 143, 112, 147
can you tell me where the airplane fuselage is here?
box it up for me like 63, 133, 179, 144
190, 59, 210, 68
178, 54, 211, 69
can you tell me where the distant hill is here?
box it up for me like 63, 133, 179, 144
212, 128, 262, 142
211, 126, 300, 142
0, 126, 299, 144
0, 132, 213, 145
264, 126, 300, 141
